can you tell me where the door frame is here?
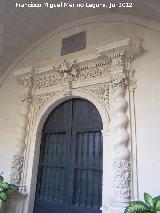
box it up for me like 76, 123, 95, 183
25, 90, 111, 213
12, 38, 143, 213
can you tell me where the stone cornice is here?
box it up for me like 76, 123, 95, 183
96, 38, 143, 59
13, 38, 143, 90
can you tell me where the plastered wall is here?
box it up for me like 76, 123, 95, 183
0, 15, 160, 206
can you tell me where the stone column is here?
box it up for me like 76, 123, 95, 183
10, 73, 34, 188
110, 57, 131, 210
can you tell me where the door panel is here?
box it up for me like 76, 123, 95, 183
36, 133, 66, 201
73, 132, 102, 209
34, 99, 103, 213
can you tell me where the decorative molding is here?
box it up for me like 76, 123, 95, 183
10, 156, 24, 185
113, 159, 131, 199
35, 62, 111, 90
13, 38, 143, 92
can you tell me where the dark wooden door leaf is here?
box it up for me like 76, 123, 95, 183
34, 99, 103, 213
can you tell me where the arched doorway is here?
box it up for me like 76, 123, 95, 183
33, 98, 103, 213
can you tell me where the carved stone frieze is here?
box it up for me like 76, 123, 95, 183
10, 156, 24, 185
36, 60, 80, 89
113, 159, 131, 199
75, 65, 110, 82
36, 63, 111, 90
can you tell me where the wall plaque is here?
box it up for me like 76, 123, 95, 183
61, 31, 86, 55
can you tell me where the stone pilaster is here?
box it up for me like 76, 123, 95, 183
10, 68, 34, 186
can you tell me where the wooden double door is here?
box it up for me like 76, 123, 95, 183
34, 98, 103, 213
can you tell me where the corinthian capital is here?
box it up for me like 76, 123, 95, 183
111, 71, 128, 91
110, 57, 128, 91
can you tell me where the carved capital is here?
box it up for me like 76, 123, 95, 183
110, 71, 128, 91
109, 55, 129, 91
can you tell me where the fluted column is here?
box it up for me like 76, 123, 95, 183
10, 73, 34, 186
110, 57, 131, 209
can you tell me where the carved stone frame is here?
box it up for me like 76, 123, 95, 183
12, 38, 143, 213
